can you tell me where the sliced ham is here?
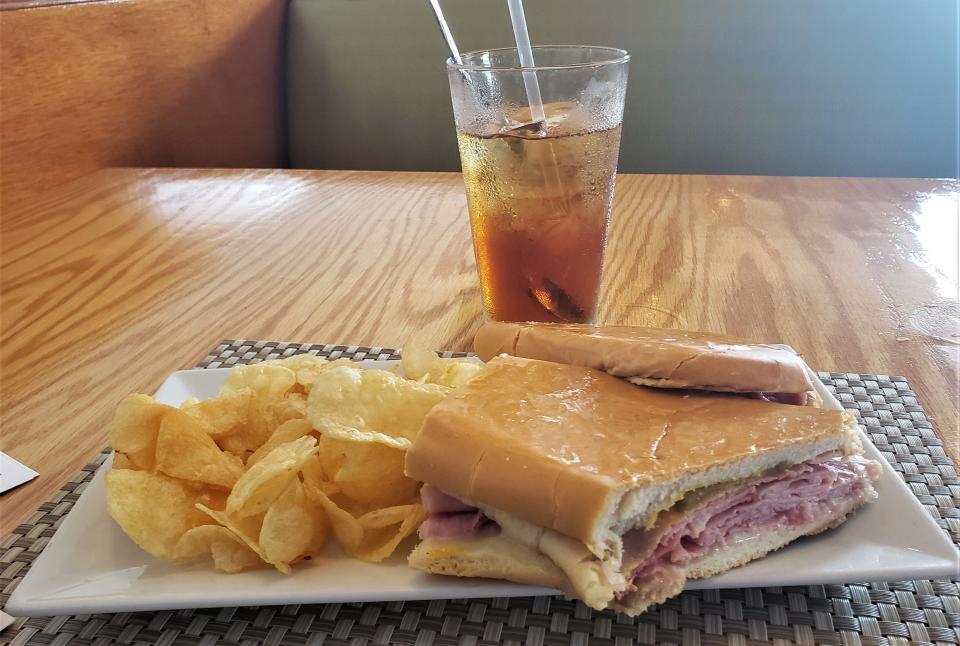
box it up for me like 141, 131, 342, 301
419, 510, 500, 540
618, 453, 880, 597
754, 391, 809, 406
418, 485, 500, 539
417, 453, 879, 588
421, 484, 478, 514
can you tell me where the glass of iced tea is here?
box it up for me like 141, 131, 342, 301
447, 46, 629, 323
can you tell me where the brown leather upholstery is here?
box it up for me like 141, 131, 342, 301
0, 0, 287, 208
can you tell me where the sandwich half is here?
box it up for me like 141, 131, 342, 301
405, 355, 880, 615
474, 321, 819, 405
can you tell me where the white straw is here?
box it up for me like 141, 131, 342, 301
427, 0, 462, 64
506, 0, 545, 123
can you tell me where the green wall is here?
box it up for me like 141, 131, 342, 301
287, 0, 959, 177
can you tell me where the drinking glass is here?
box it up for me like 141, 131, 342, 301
447, 46, 629, 322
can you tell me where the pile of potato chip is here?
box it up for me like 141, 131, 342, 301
105, 349, 482, 573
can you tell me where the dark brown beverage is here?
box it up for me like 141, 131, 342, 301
458, 109, 621, 322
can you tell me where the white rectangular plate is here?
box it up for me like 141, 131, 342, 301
7, 361, 958, 616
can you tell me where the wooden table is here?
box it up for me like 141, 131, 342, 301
2, 168, 957, 537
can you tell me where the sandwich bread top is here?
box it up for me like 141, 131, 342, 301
474, 322, 815, 395
406, 355, 853, 547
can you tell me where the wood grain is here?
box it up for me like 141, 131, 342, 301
1, 169, 957, 537
0, 0, 105, 9
0, 0, 285, 209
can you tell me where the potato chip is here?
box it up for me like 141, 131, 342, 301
423, 358, 483, 388
247, 409, 282, 452
259, 479, 318, 563
109, 394, 172, 452
401, 346, 483, 388
182, 388, 252, 438
321, 426, 411, 451
112, 452, 135, 470
306, 366, 448, 445
225, 436, 318, 519
315, 434, 419, 507
222, 393, 307, 458
155, 409, 245, 489
265, 355, 355, 392
313, 437, 345, 480
301, 480, 421, 562
401, 345, 438, 381
196, 487, 230, 512
195, 505, 264, 543
300, 456, 342, 499
209, 539, 265, 573
302, 479, 363, 553
287, 458, 334, 554
298, 359, 356, 392
108, 394, 175, 470
321, 481, 342, 497
358, 504, 423, 529
221, 363, 297, 399
216, 434, 252, 460
128, 447, 158, 471
174, 525, 264, 572
353, 504, 425, 563
220, 363, 297, 452
261, 353, 324, 381
265, 393, 307, 427
307, 502, 331, 553
196, 504, 290, 574
106, 354, 437, 575
206, 540, 262, 571
298, 454, 325, 488
174, 524, 237, 559
106, 469, 207, 558
247, 418, 315, 466
217, 410, 279, 461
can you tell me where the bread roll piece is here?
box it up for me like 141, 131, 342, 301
474, 321, 816, 397
406, 355, 879, 616
406, 355, 860, 559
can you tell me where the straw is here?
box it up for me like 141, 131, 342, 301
427, 0, 462, 65
506, 0, 545, 123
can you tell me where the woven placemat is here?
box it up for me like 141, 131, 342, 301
2, 339, 958, 646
